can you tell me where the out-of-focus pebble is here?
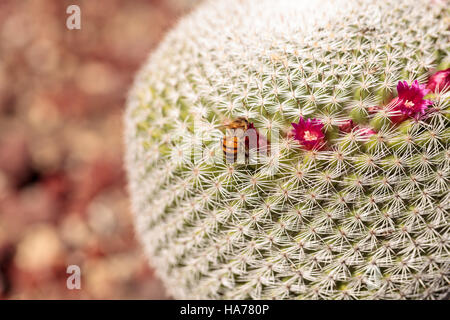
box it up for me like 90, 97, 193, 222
60, 214, 92, 249
87, 200, 117, 236
14, 224, 63, 272
76, 62, 121, 95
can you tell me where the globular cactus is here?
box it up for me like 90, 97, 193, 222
125, 0, 450, 299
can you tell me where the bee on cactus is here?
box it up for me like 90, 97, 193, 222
221, 117, 270, 163
221, 117, 250, 162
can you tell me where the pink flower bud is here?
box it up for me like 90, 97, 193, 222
426, 68, 450, 93
338, 119, 355, 133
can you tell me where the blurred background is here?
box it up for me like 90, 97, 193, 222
0, 0, 197, 299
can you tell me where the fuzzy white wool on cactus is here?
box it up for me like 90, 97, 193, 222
125, 0, 449, 299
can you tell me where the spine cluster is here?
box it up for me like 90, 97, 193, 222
125, 0, 450, 299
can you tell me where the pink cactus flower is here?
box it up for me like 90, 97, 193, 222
390, 80, 432, 124
426, 68, 450, 93
291, 117, 325, 150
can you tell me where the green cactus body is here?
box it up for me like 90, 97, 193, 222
125, 0, 449, 299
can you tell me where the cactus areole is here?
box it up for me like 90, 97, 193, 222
125, 0, 450, 299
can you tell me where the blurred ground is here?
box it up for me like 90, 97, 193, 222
0, 0, 196, 299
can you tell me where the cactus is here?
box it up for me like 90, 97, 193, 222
124, 0, 450, 299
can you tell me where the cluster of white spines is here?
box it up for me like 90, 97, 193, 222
125, 0, 449, 299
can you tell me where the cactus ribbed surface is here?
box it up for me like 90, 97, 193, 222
125, 0, 450, 299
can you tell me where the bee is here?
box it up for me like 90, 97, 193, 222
221, 117, 250, 162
